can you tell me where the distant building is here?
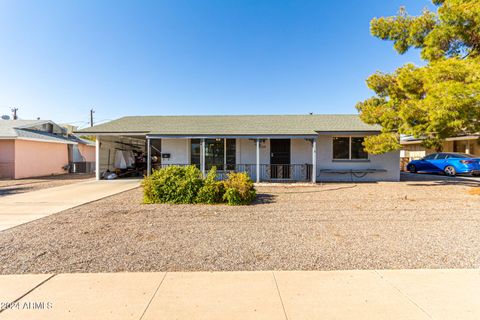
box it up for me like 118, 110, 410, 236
0, 119, 95, 179
401, 135, 480, 159
400, 135, 480, 171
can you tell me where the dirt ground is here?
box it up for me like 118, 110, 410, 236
0, 173, 94, 196
0, 178, 479, 274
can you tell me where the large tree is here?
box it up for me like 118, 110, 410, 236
357, 0, 480, 153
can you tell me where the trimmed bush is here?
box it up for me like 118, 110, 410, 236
143, 165, 203, 204
143, 165, 256, 205
222, 172, 256, 205
196, 167, 225, 204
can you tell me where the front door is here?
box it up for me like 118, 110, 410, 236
270, 139, 291, 179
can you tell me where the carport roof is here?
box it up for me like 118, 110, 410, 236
77, 114, 381, 136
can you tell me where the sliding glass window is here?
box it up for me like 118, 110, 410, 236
191, 139, 236, 170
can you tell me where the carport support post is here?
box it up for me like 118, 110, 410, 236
200, 138, 206, 176
256, 138, 260, 183
311, 139, 317, 183
147, 137, 152, 176
95, 136, 100, 181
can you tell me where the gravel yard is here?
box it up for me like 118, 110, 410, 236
0, 179, 479, 274
0, 173, 94, 196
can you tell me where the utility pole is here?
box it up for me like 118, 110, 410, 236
11, 107, 18, 120
90, 108, 95, 127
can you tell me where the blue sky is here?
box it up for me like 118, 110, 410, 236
0, 0, 434, 127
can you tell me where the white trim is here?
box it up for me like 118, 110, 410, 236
147, 138, 152, 176
17, 137, 76, 145
147, 134, 318, 139
256, 139, 260, 183
200, 138, 206, 176
311, 139, 317, 183
316, 131, 380, 135
74, 132, 148, 136
186, 138, 190, 165
95, 137, 100, 180
224, 138, 227, 170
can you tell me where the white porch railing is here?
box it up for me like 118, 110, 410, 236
155, 163, 313, 182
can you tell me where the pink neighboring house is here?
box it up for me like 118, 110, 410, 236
0, 120, 95, 179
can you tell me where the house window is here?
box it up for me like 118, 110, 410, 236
332, 137, 350, 159
205, 139, 224, 170
191, 139, 236, 170
226, 139, 236, 170
191, 139, 201, 167
333, 137, 368, 160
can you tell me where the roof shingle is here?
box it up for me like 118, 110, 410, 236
77, 114, 380, 136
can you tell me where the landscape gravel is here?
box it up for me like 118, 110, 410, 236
0, 179, 479, 274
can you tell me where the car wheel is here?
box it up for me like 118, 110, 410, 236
408, 165, 417, 173
444, 165, 456, 176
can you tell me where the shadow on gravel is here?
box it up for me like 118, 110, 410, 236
408, 181, 480, 187
282, 185, 358, 194
401, 172, 480, 187
253, 193, 277, 204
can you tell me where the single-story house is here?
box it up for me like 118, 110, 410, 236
78, 114, 400, 182
0, 119, 96, 179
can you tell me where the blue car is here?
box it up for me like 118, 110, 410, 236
407, 152, 480, 176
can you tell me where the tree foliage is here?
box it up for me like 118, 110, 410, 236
357, 0, 480, 153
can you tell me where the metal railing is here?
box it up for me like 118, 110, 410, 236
154, 163, 313, 182
261, 164, 312, 181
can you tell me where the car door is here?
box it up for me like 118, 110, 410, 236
428, 153, 448, 172
416, 153, 438, 172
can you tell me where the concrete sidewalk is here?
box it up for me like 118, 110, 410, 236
0, 269, 478, 319
0, 179, 140, 231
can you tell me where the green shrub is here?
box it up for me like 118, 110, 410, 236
222, 172, 256, 205
196, 167, 225, 204
142, 165, 203, 204
223, 187, 242, 205
142, 166, 256, 205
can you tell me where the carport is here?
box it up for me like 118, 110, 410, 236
94, 135, 148, 180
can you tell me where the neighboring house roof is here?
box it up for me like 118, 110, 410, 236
77, 114, 380, 136
15, 129, 76, 144
401, 134, 480, 144
0, 119, 93, 145
0, 120, 46, 136
67, 135, 96, 146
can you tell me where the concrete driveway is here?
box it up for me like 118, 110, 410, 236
0, 179, 140, 231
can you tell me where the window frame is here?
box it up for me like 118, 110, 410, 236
191, 138, 236, 171
332, 136, 369, 161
